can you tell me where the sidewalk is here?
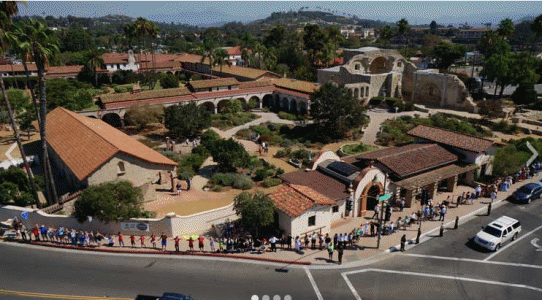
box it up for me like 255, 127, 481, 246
8, 172, 541, 267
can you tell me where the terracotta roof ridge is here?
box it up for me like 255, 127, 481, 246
60, 107, 121, 154
288, 183, 329, 204
411, 124, 494, 144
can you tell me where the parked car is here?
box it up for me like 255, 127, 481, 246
512, 183, 542, 204
473, 216, 521, 251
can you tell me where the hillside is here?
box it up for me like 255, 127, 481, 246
250, 10, 389, 28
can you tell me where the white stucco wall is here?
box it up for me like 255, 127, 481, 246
87, 152, 175, 187
310, 151, 341, 170
352, 168, 388, 216
289, 206, 332, 238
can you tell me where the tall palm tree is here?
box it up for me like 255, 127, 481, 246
83, 49, 105, 87
199, 42, 215, 76
132, 18, 158, 74
253, 42, 265, 69
19, 19, 59, 205
0, 1, 41, 208
397, 18, 410, 50
497, 18, 514, 41
212, 47, 231, 74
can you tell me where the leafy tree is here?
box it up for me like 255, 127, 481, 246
159, 73, 179, 89
532, 14, 542, 49
46, 78, 94, 111
484, 52, 511, 99
124, 103, 163, 130
0, 169, 36, 206
164, 102, 211, 139
303, 24, 325, 65
511, 83, 538, 105
497, 18, 514, 40
73, 180, 145, 223
222, 99, 243, 114
429, 20, 438, 34
139, 71, 159, 90
59, 23, 95, 52
207, 137, 250, 172
112, 70, 138, 85
82, 49, 105, 87
233, 191, 275, 237
310, 83, 366, 140
212, 47, 231, 73
430, 41, 468, 70
377, 25, 393, 47
0, 88, 30, 113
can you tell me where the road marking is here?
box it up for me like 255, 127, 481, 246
484, 224, 542, 261
341, 272, 362, 300
304, 266, 323, 300
0, 289, 131, 300
341, 269, 542, 295
400, 253, 542, 269
531, 238, 542, 251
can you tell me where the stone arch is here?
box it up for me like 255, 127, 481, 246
298, 101, 308, 115
359, 181, 384, 217
102, 113, 122, 128
262, 94, 273, 108
369, 57, 391, 74
290, 99, 298, 113
281, 97, 289, 110
417, 83, 442, 105
200, 101, 215, 113
248, 96, 260, 110
217, 99, 230, 113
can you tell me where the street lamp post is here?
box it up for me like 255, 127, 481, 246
376, 172, 388, 249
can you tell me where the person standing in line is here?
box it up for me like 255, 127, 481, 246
198, 235, 205, 251
399, 197, 405, 212
130, 235, 136, 247
160, 232, 168, 251
140, 235, 146, 248
337, 246, 344, 265
174, 236, 180, 252
373, 204, 379, 219
327, 243, 334, 262
210, 237, 216, 252
400, 234, 407, 252
188, 236, 195, 251
32, 225, 40, 241
151, 234, 157, 249
333, 233, 338, 247
325, 233, 331, 247
319, 234, 324, 250
118, 232, 124, 247
311, 232, 317, 250
287, 234, 292, 249
269, 235, 278, 252
20, 224, 27, 241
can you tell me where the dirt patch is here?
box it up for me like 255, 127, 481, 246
0, 129, 41, 161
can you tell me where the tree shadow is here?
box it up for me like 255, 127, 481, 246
198, 165, 218, 179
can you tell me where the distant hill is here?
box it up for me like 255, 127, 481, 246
250, 10, 390, 28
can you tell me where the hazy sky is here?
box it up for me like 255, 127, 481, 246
18, 1, 542, 26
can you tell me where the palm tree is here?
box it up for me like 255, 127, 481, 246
317, 41, 338, 68
253, 42, 265, 69
397, 18, 410, 49
497, 18, 514, 41
378, 25, 393, 47
0, 1, 41, 208
199, 42, 215, 76
212, 47, 231, 74
19, 19, 59, 205
132, 18, 158, 75
83, 49, 105, 87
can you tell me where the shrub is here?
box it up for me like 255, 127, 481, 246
274, 148, 291, 158
212, 185, 223, 192
291, 149, 312, 160
210, 173, 235, 186
275, 168, 285, 176
253, 168, 270, 181
280, 138, 294, 148
369, 96, 384, 106
252, 125, 272, 135
138, 137, 161, 149
278, 111, 297, 121
262, 177, 282, 188
279, 125, 291, 135
232, 175, 254, 190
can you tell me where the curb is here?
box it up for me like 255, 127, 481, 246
11, 240, 312, 265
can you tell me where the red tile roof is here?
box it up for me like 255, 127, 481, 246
225, 46, 242, 56
270, 184, 335, 218
46, 107, 177, 181
407, 125, 494, 153
188, 77, 240, 90
356, 144, 458, 177
99, 87, 192, 104
281, 170, 350, 201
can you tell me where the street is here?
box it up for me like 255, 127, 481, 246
1, 197, 542, 300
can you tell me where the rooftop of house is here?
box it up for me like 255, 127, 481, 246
270, 183, 336, 218
45, 107, 177, 181
98, 87, 192, 104
271, 78, 321, 94
187, 77, 240, 90
407, 125, 495, 153
281, 169, 351, 201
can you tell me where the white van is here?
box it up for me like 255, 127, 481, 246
473, 216, 521, 251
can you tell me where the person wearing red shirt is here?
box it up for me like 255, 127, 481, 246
32, 225, 40, 241
198, 236, 205, 251
118, 233, 124, 247
160, 233, 168, 251
140, 235, 146, 248
174, 236, 180, 252
151, 234, 156, 249
130, 235, 135, 247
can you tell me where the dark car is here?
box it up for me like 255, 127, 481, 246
512, 183, 542, 204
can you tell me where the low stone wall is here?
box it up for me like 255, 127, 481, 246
0, 203, 238, 237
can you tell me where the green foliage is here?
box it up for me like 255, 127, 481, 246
112, 70, 139, 85
492, 145, 530, 177
221, 99, 243, 114
233, 191, 275, 236
137, 137, 161, 149
206, 138, 250, 172
491, 120, 520, 134
253, 168, 275, 181
430, 41, 468, 69
201, 129, 220, 148
274, 147, 291, 158
211, 112, 258, 130
262, 177, 282, 188
124, 103, 163, 130
73, 180, 145, 223
0, 168, 36, 206
276, 168, 284, 176
340, 143, 379, 156
310, 83, 366, 140
159, 73, 179, 89
0, 88, 30, 113
164, 102, 211, 139
210, 173, 253, 190
44, 78, 94, 111
278, 111, 298, 120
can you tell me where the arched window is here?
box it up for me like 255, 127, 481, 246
117, 162, 126, 176
354, 63, 361, 70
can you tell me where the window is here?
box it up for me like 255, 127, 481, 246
117, 64, 120, 69
332, 206, 339, 213
398, 61, 402, 67
117, 162, 126, 175
354, 64, 361, 70
308, 216, 316, 227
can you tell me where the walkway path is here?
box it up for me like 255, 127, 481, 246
361, 108, 428, 145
